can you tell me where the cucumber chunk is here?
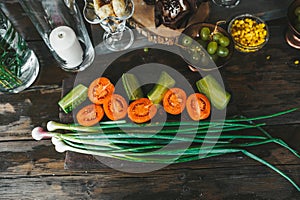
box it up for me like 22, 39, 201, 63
196, 75, 231, 110
122, 73, 144, 101
147, 71, 176, 104
58, 84, 88, 113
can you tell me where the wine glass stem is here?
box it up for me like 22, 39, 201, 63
110, 31, 124, 42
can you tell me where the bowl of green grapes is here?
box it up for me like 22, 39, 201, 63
179, 22, 234, 71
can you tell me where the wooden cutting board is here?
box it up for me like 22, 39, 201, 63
129, 0, 210, 44
60, 48, 238, 170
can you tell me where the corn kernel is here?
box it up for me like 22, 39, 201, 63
230, 17, 268, 49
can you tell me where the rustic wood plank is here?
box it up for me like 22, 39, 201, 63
0, 140, 66, 176
1, 137, 299, 199
0, 164, 299, 200
0, 136, 299, 199
0, 88, 63, 140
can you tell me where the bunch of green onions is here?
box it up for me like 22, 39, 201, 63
32, 108, 300, 191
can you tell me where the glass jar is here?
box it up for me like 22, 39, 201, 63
0, 8, 39, 93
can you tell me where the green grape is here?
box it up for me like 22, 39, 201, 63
207, 41, 218, 55
212, 32, 224, 43
217, 46, 229, 57
200, 27, 211, 41
219, 36, 230, 47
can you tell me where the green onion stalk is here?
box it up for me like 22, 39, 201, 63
32, 108, 300, 191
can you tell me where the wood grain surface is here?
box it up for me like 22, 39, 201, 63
0, 0, 300, 199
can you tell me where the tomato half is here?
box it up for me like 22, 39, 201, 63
163, 88, 187, 115
103, 94, 128, 121
88, 77, 115, 105
128, 98, 157, 123
76, 104, 104, 126
186, 93, 211, 121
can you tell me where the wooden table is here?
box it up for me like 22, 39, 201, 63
0, 1, 300, 199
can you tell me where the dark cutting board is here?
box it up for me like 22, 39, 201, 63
61, 47, 239, 170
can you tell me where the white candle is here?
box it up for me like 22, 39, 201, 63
49, 26, 83, 69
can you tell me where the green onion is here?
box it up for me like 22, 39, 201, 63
32, 108, 300, 191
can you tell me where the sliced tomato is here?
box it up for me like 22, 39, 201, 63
76, 104, 104, 126
186, 93, 211, 121
128, 98, 157, 123
103, 94, 128, 121
88, 77, 115, 105
163, 87, 187, 115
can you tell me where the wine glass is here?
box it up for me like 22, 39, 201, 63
83, 0, 134, 52
212, 0, 240, 8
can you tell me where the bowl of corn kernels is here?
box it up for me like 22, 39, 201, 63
228, 14, 269, 53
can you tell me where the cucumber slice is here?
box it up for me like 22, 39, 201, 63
58, 84, 88, 113
122, 73, 144, 100
147, 71, 176, 104
196, 75, 231, 110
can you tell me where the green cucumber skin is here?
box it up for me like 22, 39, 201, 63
122, 73, 144, 101
58, 84, 88, 113
147, 84, 168, 104
147, 71, 176, 104
196, 75, 231, 110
